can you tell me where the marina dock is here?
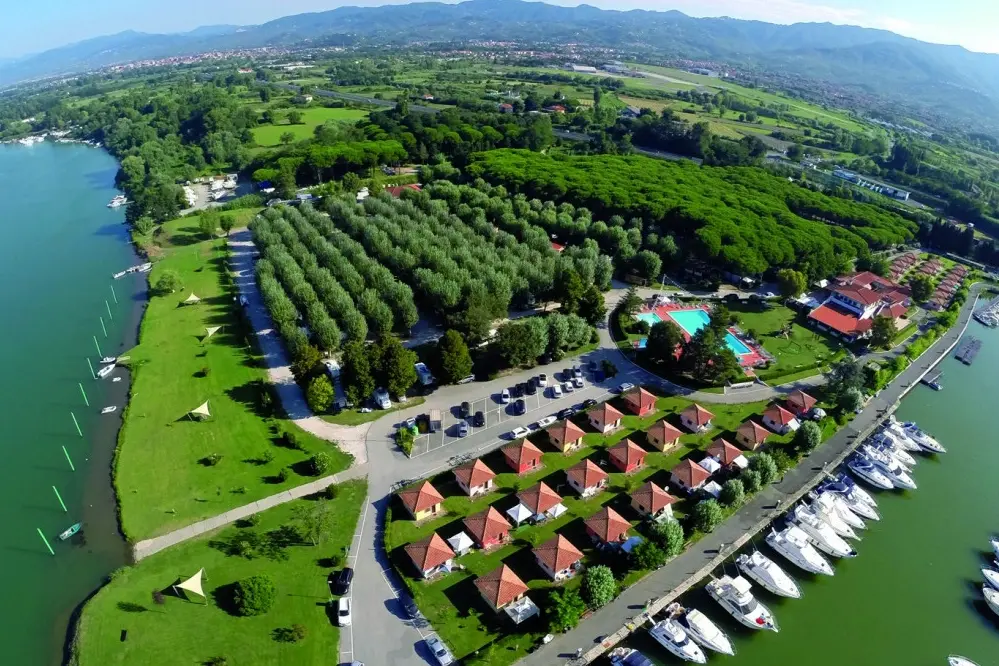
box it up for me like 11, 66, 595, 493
954, 336, 982, 365
112, 262, 152, 279
920, 371, 943, 390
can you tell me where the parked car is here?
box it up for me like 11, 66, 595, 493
564, 381, 575, 393
403, 595, 422, 620
537, 415, 557, 429
581, 398, 597, 409
515, 398, 526, 415
473, 411, 485, 427
572, 365, 582, 378
336, 597, 352, 626
510, 426, 530, 439
525, 381, 537, 395
551, 384, 563, 398
426, 635, 455, 666
587, 360, 598, 372
562, 368, 573, 381
373, 388, 391, 410
460, 401, 471, 419
500, 388, 511, 403
537, 373, 549, 386
457, 374, 475, 384
572, 377, 584, 389
617, 382, 636, 394
511, 384, 524, 398
329, 568, 354, 596
457, 422, 469, 438
557, 407, 577, 420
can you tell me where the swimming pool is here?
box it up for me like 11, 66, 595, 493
666, 308, 752, 356
635, 312, 662, 327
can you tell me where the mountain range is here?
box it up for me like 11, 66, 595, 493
3, 0, 999, 128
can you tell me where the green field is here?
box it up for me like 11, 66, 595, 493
730, 304, 844, 381
252, 107, 370, 146
73, 479, 367, 666
116, 213, 352, 541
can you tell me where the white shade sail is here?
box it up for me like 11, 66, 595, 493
205, 326, 221, 339
506, 503, 533, 525
190, 401, 211, 418
176, 568, 205, 598
183, 293, 201, 304
446, 531, 473, 554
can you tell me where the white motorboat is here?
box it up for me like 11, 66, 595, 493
846, 455, 894, 490
896, 419, 946, 453
648, 619, 707, 663
791, 505, 857, 558
832, 472, 878, 506
706, 575, 778, 632
676, 606, 735, 656
881, 422, 922, 453
990, 537, 999, 559
982, 568, 999, 591
112, 376, 122, 383
766, 526, 834, 576
948, 656, 981, 666
107, 194, 128, 208
101, 406, 117, 414
862, 442, 913, 472
737, 551, 801, 598
100, 356, 117, 364
812, 490, 866, 530
822, 473, 880, 515
96, 364, 115, 379
870, 434, 918, 468
609, 648, 656, 666
983, 586, 999, 617
863, 448, 917, 490
806, 493, 860, 540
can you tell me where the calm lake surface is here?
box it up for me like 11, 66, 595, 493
0, 142, 144, 665
615, 324, 999, 666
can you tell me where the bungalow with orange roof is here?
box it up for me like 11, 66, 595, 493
584, 506, 631, 545
397, 481, 444, 521
670, 459, 711, 494
785, 389, 818, 417
533, 534, 584, 581
707, 438, 749, 471
763, 403, 800, 435
463, 507, 512, 550
587, 402, 624, 434
631, 481, 678, 521
608, 439, 646, 474
475, 564, 529, 612
405, 533, 455, 579
509, 482, 566, 525
548, 419, 586, 454
680, 404, 714, 433
566, 459, 608, 497
647, 419, 684, 452
502, 438, 544, 474
736, 419, 771, 451
623, 387, 658, 417
453, 459, 496, 497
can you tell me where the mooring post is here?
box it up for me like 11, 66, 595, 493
78, 383, 89, 407
36, 528, 55, 556
62, 446, 76, 472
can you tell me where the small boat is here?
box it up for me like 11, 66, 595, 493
107, 194, 128, 208
983, 586, 999, 617
58, 522, 82, 540
948, 656, 981, 666
896, 419, 946, 453
674, 605, 735, 656
100, 356, 117, 364
791, 505, 857, 558
812, 490, 866, 530
706, 575, 778, 632
870, 434, 918, 468
101, 406, 117, 414
990, 537, 999, 559
807, 492, 860, 540
863, 448, 917, 490
609, 648, 655, 666
767, 526, 834, 576
112, 376, 122, 383
982, 568, 999, 591
648, 618, 707, 663
737, 551, 801, 598
847, 455, 894, 490
96, 364, 115, 379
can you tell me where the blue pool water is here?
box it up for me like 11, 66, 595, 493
666, 308, 752, 356
635, 312, 662, 327
723, 332, 752, 356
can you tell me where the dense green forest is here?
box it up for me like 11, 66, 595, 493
467, 150, 918, 279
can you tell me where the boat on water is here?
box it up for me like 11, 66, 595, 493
648, 618, 707, 663
846, 454, 894, 490
812, 490, 866, 530
58, 522, 82, 540
706, 575, 778, 632
824, 472, 879, 510
673, 604, 735, 656
107, 194, 128, 208
862, 447, 917, 490
870, 434, 918, 467
881, 422, 923, 453
609, 648, 655, 666
894, 418, 947, 453
806, 493, 860, 540
983, 586, 999, 617
981, 568, 999, 591
766, 526, 834, 576
101, 405, 117, 414
100, 356, 117, 364
736, 551, 801, 598
112, 376, 122, 383
989, 537, 999, 559
96, 364, 115, 379
791, 504, 857, 558
948, 656, 981, 666
862, 442, 913, 472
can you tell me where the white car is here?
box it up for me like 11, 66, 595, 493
336, 597, 352, 626
500, 388, 511, 403
510, 426, 530, 439
572, 377, 584, 389
426, 635, 455, 666
617, 382, 635, 394
563, 381, 575, 393
552, 384, 563, 398
537, 415, 557, 429
373, 388, 391, 410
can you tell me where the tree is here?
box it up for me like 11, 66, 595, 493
133, 216, 155, 235
692, 499, 723, 533
867, 255, 891, 277
199, 213, 218, 240
794, 420, 822, 452
436, 330, 473, 384
649, 517, 685, 557
776, 268, 807, 299
869, 316, 896, 349
312, 317, 342, 353
741, 469, 762, 493
306, 375, 334, 413
619, 285, 643, 317
631, 250, 662, 283
291, 344, 322, 381
838, 386, 864, 413
219, 214, 235, 237
233, 575, 277, 616
631, 540, 668, 570
294, 500, 335, 545
546, 588, 586, 633
749, 452, 778, 485
153, 269, 183, 295
644, 320, 684, 368
825, 358, 863, 403
287, 110, 304, 125
341, 341, 375, 406
279, 131, 296, 145
582, 565, 617, 609
787, 143, 804, 161
553, 266, 585, 314
578, 284, 607, 326
909, 274, 933, 302
719, 479, 745, 507
496, 318, 548, 367
373, 335, 418, 399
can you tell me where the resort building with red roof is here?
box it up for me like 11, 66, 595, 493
533, 535, 584, 581
587, 402, 624, 434
548, 419, 586, 454
807, 271, 910, 342
647, 419, 684, 452
623, 387, 658, 417
397, 481, 444, 521
680, 404, 714, 433
630, 481, 678, 521
453, 459, 496, 497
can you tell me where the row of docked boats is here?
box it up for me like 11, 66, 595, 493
613, 418, 944, 665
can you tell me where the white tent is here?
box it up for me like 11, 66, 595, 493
446, 531, 474, 556
183, 293, 201, 305
174, 568, 207, 604
548, 503, 567, 520
506, 503, 533, 525
189, 401, 211, 420
205, 326, 221, 340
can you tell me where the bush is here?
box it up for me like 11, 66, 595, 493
153, 269, 183, 295
310, 452, 334, 476
794, 420, 822, 452
631, 539, 668, 570
200, 366, 211, 377
719, 479, 745, 507
692, 499, 723, 533
749, 452, 778, 485
283, 431, 304, 451
397, 427, 415, 456
649, 519, 685, 557
203, 453, 223, 466
582, 565, 617, 609
233, 575, 277, 616
306, 375, 335, 413
277, 468, 289, 483
546, 588, 586, 633
741, 469, 762, 493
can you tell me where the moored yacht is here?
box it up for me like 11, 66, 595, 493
983, 586, 999, 618
981, 567, 999, 591
706, 575, 778, 632
870, 434, 918, 468
990, 537, 999, 559
948, 657, 981, 666
820, 474, 880, 519
881, 422, 922, 453
766, 526, 834, 576
812, 490, 866, 530
648, 618, 707, 663
96, 364, 115, 379
107, 194, 128, 208
673, 604, 735, 656
737, 551, 801, 598
791, 504, 857, 558
806, 492, 859, 540
846, 455, 894, 490
609, 648, 655, 666
895, 418, 946, 453
863, 447, 917, 490
862, 442, 913, 472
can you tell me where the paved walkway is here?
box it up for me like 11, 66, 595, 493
228, 228, 369, 463
133, 465, 368, 560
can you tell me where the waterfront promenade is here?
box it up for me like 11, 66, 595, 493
522, 283, 984, 666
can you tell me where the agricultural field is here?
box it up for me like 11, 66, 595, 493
251, 107, 370, 146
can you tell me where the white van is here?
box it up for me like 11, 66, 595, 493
373, 388, 391, 410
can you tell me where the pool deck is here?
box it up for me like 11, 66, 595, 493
639, 304, 766, 367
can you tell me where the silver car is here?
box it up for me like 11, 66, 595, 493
426, 635, 455, 666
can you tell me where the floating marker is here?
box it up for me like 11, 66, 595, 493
36, 528, 54, 556
70, 412, 83, 438
93, 336, 102, 358
110, 283, 118, 304
78, 383, 89, 407
105, 300, 113, 322
86, 357, 96, 380
53, 486, 67, 513
100, 316, 108, 338
62, 446, 75, 472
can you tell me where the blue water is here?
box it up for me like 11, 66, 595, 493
666, 309, 751, 356
635, 312, 662, 327
724, 333, 752, 355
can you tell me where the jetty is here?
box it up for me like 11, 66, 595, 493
112, 262, 152, 279
920, 371, 943, 390
974, 294, 999, 327
954, 336, 982, 365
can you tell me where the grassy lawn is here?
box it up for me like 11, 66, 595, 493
729, 303, 843, 381
387, 392, 791, 663
251, 107, 370, 146
320, 396, 425, 426
116, 214, 352, 541
73, 480, 366, 666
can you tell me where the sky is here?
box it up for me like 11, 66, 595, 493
3, 0, 998, 59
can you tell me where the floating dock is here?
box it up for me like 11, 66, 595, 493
112, 262, 152, 279
954, 336, 982, 365
920, 371, 943, 390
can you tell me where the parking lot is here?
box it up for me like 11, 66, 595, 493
409, 367, 617, 458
